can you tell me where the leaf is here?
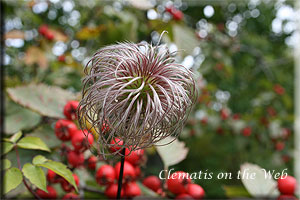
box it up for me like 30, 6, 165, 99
27, 125, 61, 148
4, 167, 23, 194
33, 155, 78, 192
240, 163, 279, 197
3, 159, 12, 170
5, 104, 41, 134
5, 30, 25, 39
223, 185, 251, 198
172, 24, 200, 57
7, 84, 77, 118
22, 163, 47, 192
3, 142, 14, 155
9, 131, 23, 143
76, 25, 106, 40
155, 137, 189, 167
17, 136, 50, 152
136, 182, 159, 197
49, 29, 68, 42
24, 46, 48, 69
32, 155, 48, 165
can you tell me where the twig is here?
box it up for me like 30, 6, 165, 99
82, 185, 104, 194
15, 146, 41, 200
117, 148, 126, 199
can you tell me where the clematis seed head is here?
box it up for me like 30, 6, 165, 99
78, 39, 197, 156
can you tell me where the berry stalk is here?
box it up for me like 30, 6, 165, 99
117, 148, 126, 199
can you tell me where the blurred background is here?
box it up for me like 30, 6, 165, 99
3, 0, 298, 198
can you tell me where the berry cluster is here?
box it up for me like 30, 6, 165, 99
277, 175, 298, 200
38, 24, 54, 41
35, 100, 84, 199
35, 100, 207, 199
165, 5, 183, 21
142, 171, 205, 199
96, 138, 145, 199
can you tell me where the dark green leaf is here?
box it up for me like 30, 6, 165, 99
7, 84, 76, 118
5, 104, 41, 134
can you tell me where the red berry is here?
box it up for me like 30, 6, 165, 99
216, 127, 224, 135
55, 119, 77, 141
96, 164, 116, 186
134, 166, 141, 178
67, 150, 85, 168
114, 161, 136, 182
276, 141, 285, 151
167, 171, 191, 195
105, 183, 125, 199
267, 107, 277, 117
62, 193, 80, 200
242, 127, 252, 137
274, 84, 285, 95
64, 101, 79, 120
277, 195, 298, 200
38, 25, 48, 36
142, 176, 161, 192
186, 183, 205, 199
47, 169, 61, 184
101, 121, 110, 133
109, 138, 124, 153
45, 31, 54, 40
175, 193, 193, 199
61, 174, 79, 193
221, 108, 230, 120
277, 175, 297, 195
172, 9, 183, 21
233, 113, 240, 120
71, 130, 94, 152
36, 186, 57, 199
125, 149, 144, 166
124, 182, 141, 198
88, 156, 97, 170
58, 55, 66, 62
200, 118, 208, 125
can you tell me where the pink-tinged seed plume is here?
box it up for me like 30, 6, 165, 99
78, 38, 197, 156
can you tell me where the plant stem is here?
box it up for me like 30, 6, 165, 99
116, 148, 126, 199
15, 146, 41, 200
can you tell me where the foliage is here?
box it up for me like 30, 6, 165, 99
3, 0, 296, 199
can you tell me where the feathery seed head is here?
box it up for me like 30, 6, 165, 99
78, 39, 197, 156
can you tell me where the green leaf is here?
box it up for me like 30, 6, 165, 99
22, 163, 47, 192
9, 131, 23, 143
136, 182, 159, 197
17, 136, 50, 152
32, 155, 48, 165
240, 163, 279, 197
33, 155, 78, 192
4, 167, 23, 194
3, 159, 12, 170
223, 185, 251, 198
156, 137, 189, 168
5, 103, 41, 134
3, 142, 14, 155
7, 83, 77, 118
27, 125, 61, 148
